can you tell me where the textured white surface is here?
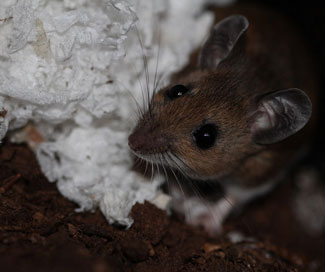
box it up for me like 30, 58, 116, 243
0, 0, 232, 226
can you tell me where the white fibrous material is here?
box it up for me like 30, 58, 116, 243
0, 0, 233, 227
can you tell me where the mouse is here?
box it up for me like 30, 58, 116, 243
128, 6, 318, 234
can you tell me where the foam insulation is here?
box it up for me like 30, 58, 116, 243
0, 0, 234, 227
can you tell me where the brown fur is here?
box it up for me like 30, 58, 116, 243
129, 5, 318, 188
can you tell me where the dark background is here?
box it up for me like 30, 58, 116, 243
239, 0, 325, 166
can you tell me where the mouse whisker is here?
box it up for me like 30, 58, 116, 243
119, 39, 147, 121
130, 26, 147, 117
127, 58, 147, 120
153, 71, 166, 96
168, 152, 229, 231
153, 154, 160, 178
164, 152, 195, 224
150, 160, 155, 182
169, 152, 193, 178
133, 156, 143, 170
158, 153, 171, 196
152, 24, 161, 97
143, 160, 149, 177
134, 25, 152, 117
188, 180, 225, 232
164, 152, 185, 199
117, 79, 144, 120
165, 152, 187, 178
220, 194, 235, 211
133, 65, 147, 119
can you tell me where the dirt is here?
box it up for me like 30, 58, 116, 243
0, 141, 324, 272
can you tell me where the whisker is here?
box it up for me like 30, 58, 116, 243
131, 65, 147, 118
159, 153, 171, 197
166, 152, 198, 224
154, 154, 161, 178
164, 153, 184, 196
189, 181, 222, 228
134, 25, 152, 116
150, 161, 154, 182
168, 152, 231, 233
170, 152, 194, 178
153, 71, 167, 94
116, 79, 144, 119
163, 152, 194, 223
144, 160, 149, 177
133, 156, 143, 169
116, 28, 147, 121
153, 24, 162, 97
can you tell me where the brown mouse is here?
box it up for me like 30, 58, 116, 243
128, 6, 318, 234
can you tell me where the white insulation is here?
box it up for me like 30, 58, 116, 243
0, 0, 233, 227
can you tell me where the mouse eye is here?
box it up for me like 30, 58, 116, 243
167, 85, 189, 99
193, 124, 218, 149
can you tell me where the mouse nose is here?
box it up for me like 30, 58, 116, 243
128, 129, 145, 152
128, 127, 168, 154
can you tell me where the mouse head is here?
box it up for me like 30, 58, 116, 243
128, 15, 312, 180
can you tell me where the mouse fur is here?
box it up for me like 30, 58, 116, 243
128, 6, 318, 234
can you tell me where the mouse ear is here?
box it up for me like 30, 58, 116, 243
199, 15, 249, 69
248, 88, 312, 145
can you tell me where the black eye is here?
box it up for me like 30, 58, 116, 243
167, 85, 189, 99
193, 124, 218, 149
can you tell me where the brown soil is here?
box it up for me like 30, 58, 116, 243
0, 141, 324, 272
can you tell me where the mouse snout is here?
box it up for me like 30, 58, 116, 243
128, 126, 169, 155
128, 129, 145, 152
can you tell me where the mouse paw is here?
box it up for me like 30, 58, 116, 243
190, 197, 235, 235
171, 192, 235, 235
187, 211, 224, 235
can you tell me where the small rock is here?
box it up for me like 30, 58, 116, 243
204, 243, 221, 253
120, 237, 151, 262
